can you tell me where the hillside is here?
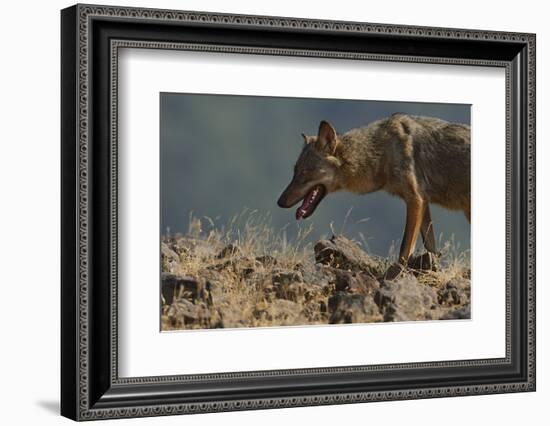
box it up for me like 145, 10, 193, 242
160, 223, 470, 331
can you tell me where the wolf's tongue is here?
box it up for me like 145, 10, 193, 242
295, 204, 308, 220
296, 187, 320, 220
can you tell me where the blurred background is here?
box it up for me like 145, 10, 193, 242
160, 93, 470, 256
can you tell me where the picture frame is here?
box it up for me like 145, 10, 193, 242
60, 3, 536, 421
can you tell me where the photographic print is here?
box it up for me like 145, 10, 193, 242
160, 93, 471, 331
61, 6, 535, 418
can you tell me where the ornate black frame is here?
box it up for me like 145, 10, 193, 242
61, 4, 536, 421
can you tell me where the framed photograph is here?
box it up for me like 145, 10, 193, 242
61, 4, 536, 421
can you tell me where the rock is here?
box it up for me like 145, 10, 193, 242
301, 300, 329, 323
375, 275, 438, 322
166, 299, 211, 327
161, 273, 204, 304
272, 269, 305, 302
333, 270, 380, 296
383, 262, 406, 280
216, 305, 248, 328
175, 299, 199, 319
441, 304, 471, 320
160, 231, 473, 330
161, 243, 179, 272
207, 256, 261, 277
407, 252, 439, 272
216, 243, 241, 259
171, 236, 220, 259
314, 234, 383, 276
203, 280, 224, 306
253, 272, 281, 298
438, 278, 471, 306
328, 292, 382, 324
205, 259, 232, 272
265, 299, 302, 323
292, 262, 303, 270
197, 268, 224, 283
302, 283, 327, 302
298, 263, 334, 292
242, 267, 256, 278
167, 241, 189, 257
279, 282, 308, 302
272, 269, 303, 285
161, 242, 179, 261
384, 253, 439, 280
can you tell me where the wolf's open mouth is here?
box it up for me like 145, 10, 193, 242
296, 185, 326, 220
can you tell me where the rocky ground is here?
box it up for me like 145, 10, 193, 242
161, 234, 470, 331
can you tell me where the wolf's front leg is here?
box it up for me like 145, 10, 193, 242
384, 197, 424, 280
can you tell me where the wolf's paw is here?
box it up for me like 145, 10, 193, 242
407, 252, 439, 272
384, 262, 406, 281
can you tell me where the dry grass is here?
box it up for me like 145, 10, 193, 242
162, 211, 320, 330
414, 235, 470, 288
161, 212, 470, 331
163, 211, 316, 279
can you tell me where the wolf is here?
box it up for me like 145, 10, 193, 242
277, 114, 470, 278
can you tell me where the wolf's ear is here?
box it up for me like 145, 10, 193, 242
316, 120, 338, 155
301, 133, 315, 145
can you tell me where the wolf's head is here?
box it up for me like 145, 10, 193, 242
277, 120, 343, 220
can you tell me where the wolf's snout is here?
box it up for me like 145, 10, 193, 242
277, 182, 298, 208
277, 192, 291, 208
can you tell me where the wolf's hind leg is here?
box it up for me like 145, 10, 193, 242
398, 196, 424, 264
420, 204, 438, 254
